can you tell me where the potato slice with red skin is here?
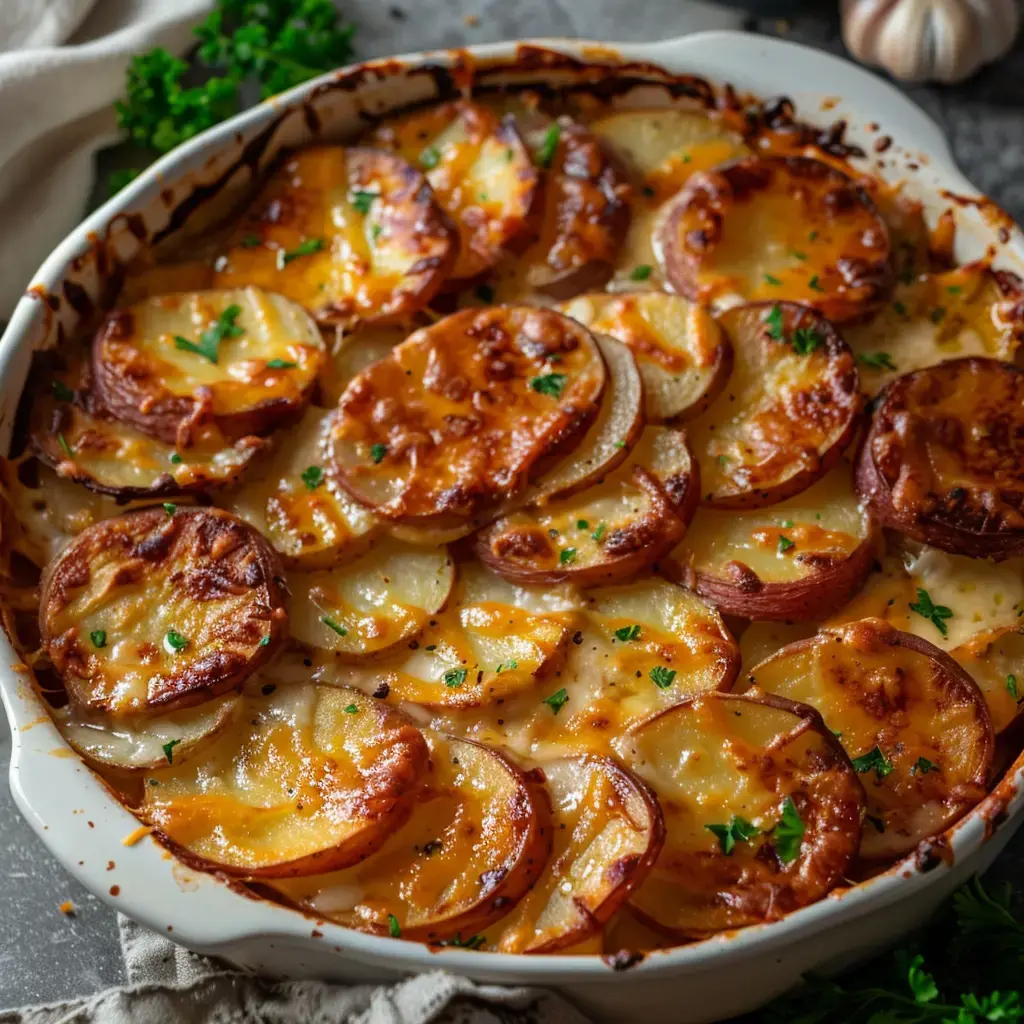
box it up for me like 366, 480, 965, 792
687, 302, 860, 509
492, 755, 663, 953
667, 458, 877, 621
477, 427, 698, 588
560, 291, 731, 423
856, 357, 1024, 560
268, 732, 551, 940
743, 619, 993, 862
212, 146, 458, 327
92, 288, 326, 448
39, 506, 287, 715
655, 156, 893, 325
616, 691, 863, 938
331, 307, 606, 528
141, 685, 429, 879
370, 101, 539, 284
952, 626, 1024, 735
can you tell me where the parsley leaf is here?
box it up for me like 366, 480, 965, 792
258, 634, 271, 648
857, 351, 897, 371
321, 616, 348, 637
535, 123, 560, 168
174, 304, 243, 364
52, 380, 74, 402
530, 373, 567, 398
349, 189, 377, 215
912, 756, 940, 775
443, 668, 467, 688
163, 630, 188, 654
169, 452, 183, 465
90, 630, 107, 649
57, 433, 74, 457
420, 146, 441, 169
475, 284, 495, 303
790, 327, 823, 355
764, 273, 782, 286
369, 443, 387, 465
650, 665, 676, 689
343, 703, 359, 714
591, 522, 607, 543
543, 687, 569, 715
301, 465, 324, 490
162, 502, 176, 516
852, 745, 895, 779
630, 264, 653, 281
277, 238, 325, 267
437, 933, 486, 949
808, 274, 824, 292
765, 304, 785, 340
266, 358, 296, 369
613, 624, 641, 642
778, 535, 795, 553
910, 587, 953, 636
387, 913, 401, 938
161, 738, 181, 764
773, 796, 805, 864
706, 815, 760, 855
1008, 673, 1020, 702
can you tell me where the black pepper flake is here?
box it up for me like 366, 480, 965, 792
572, 630, 583, 645
261, 683, 277, 696
373, 682, 390, 699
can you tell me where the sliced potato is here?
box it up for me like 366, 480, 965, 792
141, 684, 429, 878
371, 101, 539, 283
669, 458, 876, 620
744, 619, 993, 861
32, 384, 265, 501
952, 627, 1024, 734
478, 427, 698, 587
856, 357, 1024, 560
687, 302, 860, 508
230, 407, 379, 569
39, 506, 287, 715
212, 146, 458, 326
269, 732, 550, 939
617, 691, 863, 937
288, 537, 454, 659
53, 693, 241, 771
319, 325, 409, 407
331, 307, 606, 527
845, 264, 1024, 394
560, 291, 730, 422
339, 562, 568, 709
493, 755, 663, 953
92, 288, 325, 447
655, 156, 893, 324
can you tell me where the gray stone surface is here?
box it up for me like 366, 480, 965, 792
4, 1, 1024, 1013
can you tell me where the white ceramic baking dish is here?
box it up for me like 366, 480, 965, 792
3, 31, 1023, 1024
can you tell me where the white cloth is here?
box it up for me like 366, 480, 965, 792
0, 0, 208, 320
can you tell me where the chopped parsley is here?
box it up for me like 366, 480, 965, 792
852, 745, 895, 779
163, 630, 189, 654
530, 373, 567, 398
576, 519, 589, 530
387, 914, 402, 938
790, 327, 823, 355
162, 502, 176, 516
630, 264, 653, 281
443, 667, 467, 688
240, 234, 261, 248
169, 452, 183, 464
475, 284, 495, 304
808, 231, 819, 242
778, 535, 795, 553
893, 300, 909, 317
321, 616, 348, 637
774, 796, 805, 864
613, 624, 641, 642
90, 630, 107, 649
349, 189, 377, 215
174, 303, 243, 363
650, 665, 677, 690
495, 659, 518, 674
706, 815, 759, 855
57, 433, 73, 457
591, 522, 607, 543
559, 548, 577, 565
765, 304, 784, 340
790, 249, 808, 261
420, 146, 441, 169
543, 687, 569, 715
930, 306, 947, 324
370, 443, 388, 465
1008, 673, 1020, 701
947, 285, 963, 295
161, 739, 182, 764
535, 123, 560, 168
343, 703, 359, 714
910, 587, 953, 637
764, 273, 782, 286
266, 358, 297, 369
371, 223, 382, 243
808, 274, 824, 292
277, 237, 325, 267
912, 757, 940, 775
857, 352, 897, 371
258, 634, 271, 648
51, 380, 74, 402
301, 465, 324, 490
438, 933, 486, 949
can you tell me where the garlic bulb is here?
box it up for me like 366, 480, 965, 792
842, 0, 1021, 84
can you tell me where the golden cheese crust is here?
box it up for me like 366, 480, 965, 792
92, 288, 325, 448
687, 302, 860, 508
655, 156, 893, 324
370, 100, 539, 283
212, 146, 458, 326
39, 506, 287, 715
331, 306, 606, 526
856, 357, 1024, 559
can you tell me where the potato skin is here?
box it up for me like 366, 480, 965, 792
856, 357, 1024, 560
656, 156, 893, 325
40, 506, 287, 714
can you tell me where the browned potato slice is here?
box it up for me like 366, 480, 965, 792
668, 458, 877, 620
341, 562, 568, 709
845, 264, 1024, 394
477, 427, 698, 588
141, 685, 429, 878
39, 507, 287, 715
492, 755, 663, 953
560, 292, 730, 422
53, 693, 241, 771
687, 302, 860, 508
92, 288, 325, 447
287, 538, 455, 660
743, 619, 993, 861
616, 691, 863, 937
856, 357, 1024, 560
230, 407, 379, 569
268, 732, 550, 939
212, 147, 458, 326
952, 627, 1024, 734
331, 307, 606, 528
371, 101, 539, 283
32, 383, 265, 501
655, 156, 893, 325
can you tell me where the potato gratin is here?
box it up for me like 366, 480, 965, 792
4, 89, 1024, 957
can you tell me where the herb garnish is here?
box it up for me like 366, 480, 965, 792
791, 327, 823, 354
535, 123, 560, 168
90, 630, 107, 649
910, 588, 953, 637
773, 796, 805, 864
169, 452, 183, 465
344, 704, 359, 714
174, 304, 243, 364
778, 535, 795, 553
277, 238, 325, 268
766, 304, 785, 340
591, 522, 607, 543
543, 687, 569, 715
808, 274, 824, 292
852, 745, 895, 779
240, 234, 261, 248
912, 757, 940, 775
57, 433, 73, 457
858, 352, 897, 370
613, 624, 641, 642
706, 815, 760, 855
650, 665, 676, 690
52, 380, 74, 402
764, 273, 782, 286
443, 668, 467, 688
370, 443, 388, 465
387, 914, 401, 938
530, 373, 567, 398
163, 502, 176, 516
437, 933, 486, 949
475, 284, 495, 303
349, 189, 376, 214
301, 465, 324, 490
559, 548, 577, 565
420, 146, 441, 169
161, 739, 181, 764
163, 630, 188, 654
266, 358, 296, 369
321, 616, 348, 637
1008, 674, 1020, 701
630, 264, 653, 281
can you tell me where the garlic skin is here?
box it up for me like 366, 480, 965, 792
842, 0, 1021, 84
